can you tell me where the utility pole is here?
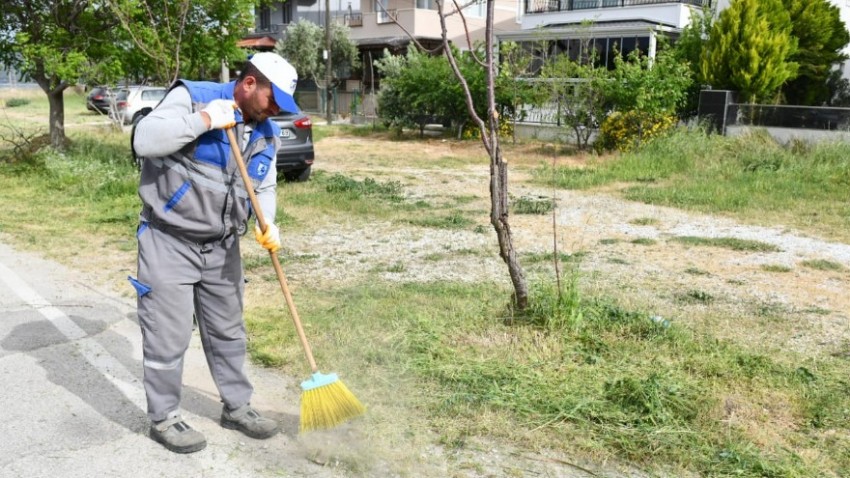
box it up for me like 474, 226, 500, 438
325, 0, 333, 125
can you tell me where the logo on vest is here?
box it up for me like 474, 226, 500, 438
256, 163, 268, 177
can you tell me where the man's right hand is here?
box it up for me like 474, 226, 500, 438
201, 99, 237, 130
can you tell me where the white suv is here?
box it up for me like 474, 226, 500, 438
111, 85, 167, 125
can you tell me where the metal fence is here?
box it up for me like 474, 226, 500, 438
731, 104, 850, 131
526, 0, 709, 14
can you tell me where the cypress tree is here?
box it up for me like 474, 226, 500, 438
701, 0, 798, 103
781, 0, 850, 105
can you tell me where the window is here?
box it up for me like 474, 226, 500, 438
259, 6, 271, 31
464, 0, 486, 17
376, 0, 391, 22
282, 2, 292, 24
416, 0, 434, 8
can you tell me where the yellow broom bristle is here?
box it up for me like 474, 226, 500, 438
300, 379, 366, 433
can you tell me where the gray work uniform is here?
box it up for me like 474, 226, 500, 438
130, 81, 280, 422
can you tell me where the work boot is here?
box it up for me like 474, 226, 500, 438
150, 412, 207, 454
220, 404, 279, 439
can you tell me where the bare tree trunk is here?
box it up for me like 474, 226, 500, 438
488, 138, 528, 309
396, 0, 530, 308
437, 0, 528, 309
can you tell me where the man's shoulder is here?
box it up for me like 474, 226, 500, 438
177, 80, 229, 100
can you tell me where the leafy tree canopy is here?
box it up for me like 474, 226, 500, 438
107, 0, 257, 85
780, 0, 850, 105
701, 0, 798, 103
275, 19, 360, 87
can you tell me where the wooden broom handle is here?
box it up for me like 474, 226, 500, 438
226, 127, 318, 373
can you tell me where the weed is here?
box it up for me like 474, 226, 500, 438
761, 264, 792, 273
511, 195, 553, 215
684, 267, 710, 276
5, 98, 30, 107
672, 236, 781, 253
677, 289, 714, 304
800, 259, 845, 272
522, 251, 586, 264
629, 217, 659, 226
320, 173, 404, 202
630, 238, 657, 246
407, 211, 473, 229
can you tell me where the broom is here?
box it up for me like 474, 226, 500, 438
226, 127, 365, 432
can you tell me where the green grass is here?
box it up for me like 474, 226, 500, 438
0, 131, 141, 251
761, 264, 793, 273
246, 278, 850, 477
533, 128, 850, 242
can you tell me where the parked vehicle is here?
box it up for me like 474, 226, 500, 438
86, 86, 114, 114
245, 111, 315, 182
271, 112, 314, 181
111, 85, 167, 125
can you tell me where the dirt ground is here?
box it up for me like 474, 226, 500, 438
289, 135, 850, 361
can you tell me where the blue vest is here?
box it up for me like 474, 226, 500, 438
137, 80, 281, 242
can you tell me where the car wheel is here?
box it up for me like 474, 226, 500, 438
283, 166, 312, 182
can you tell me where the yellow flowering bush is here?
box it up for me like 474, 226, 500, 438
597, 111, 677, 152
461, 119, 514, 140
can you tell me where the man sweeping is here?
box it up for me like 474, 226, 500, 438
128, 52, 299, 454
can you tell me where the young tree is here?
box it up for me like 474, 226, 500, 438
275, 20, 360, 116
495, 41, 539, 144
539, 39, 609, 150
701, 0, 798, 103
780, 0, 850, 105
0, 1, 123, 149
276, 20, 324, 86
377, 0, 530, 307
375, 48, 453, 136
437, 0, 529, 308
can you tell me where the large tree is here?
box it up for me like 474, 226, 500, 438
701, 0, 798, 103
0, 1, 124, 149
780, 0, 849, 105
107, 0, 256, 85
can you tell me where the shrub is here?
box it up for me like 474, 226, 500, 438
597, 111, 677, 152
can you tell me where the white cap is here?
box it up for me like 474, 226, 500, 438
248, 52, 299, 114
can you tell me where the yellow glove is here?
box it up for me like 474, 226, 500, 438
254, 222, 281, 253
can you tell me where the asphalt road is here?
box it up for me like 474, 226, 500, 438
0, 240, 347, 478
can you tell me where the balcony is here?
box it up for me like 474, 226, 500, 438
526, 0, 710, 14
344, 12, 363, 26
